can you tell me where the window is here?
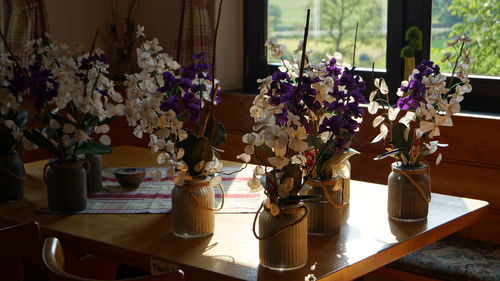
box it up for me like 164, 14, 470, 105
267, 0, 387, 70
244, 0, 500, 114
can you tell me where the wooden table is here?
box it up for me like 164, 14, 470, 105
0, 146, 489, 281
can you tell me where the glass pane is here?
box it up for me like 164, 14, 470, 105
268, 0, 387, 69
431, 0, 499, 77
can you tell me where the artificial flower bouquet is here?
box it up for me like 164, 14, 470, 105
125, 26, 225, 185
368, 35, 472, 166
19, 35, 124, 161
239, 38, 366, 215
0, 51, 30, 155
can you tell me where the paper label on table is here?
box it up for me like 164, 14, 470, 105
150, 259, 178, 275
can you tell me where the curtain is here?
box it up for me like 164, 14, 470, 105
4, 0, 48, 62
1, 0, 11, 34
175, 0, 213, 66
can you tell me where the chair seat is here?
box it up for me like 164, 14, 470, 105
390, 235, 500, 281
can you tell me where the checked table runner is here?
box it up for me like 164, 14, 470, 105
80, 166, 263, 214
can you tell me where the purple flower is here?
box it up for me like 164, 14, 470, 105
397, 93, 426, 110
26, 60, 59, 110
160, 95, 184, 115
275, 108, 288, 126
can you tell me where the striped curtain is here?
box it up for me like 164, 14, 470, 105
1, 0, 11, 35
2, 0, 48, 62
175, 0, 213, 66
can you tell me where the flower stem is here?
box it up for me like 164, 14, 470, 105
298, 9, 311, 85
446, 39, 465, 89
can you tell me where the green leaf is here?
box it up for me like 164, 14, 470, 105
75, 141, 112, 155
179, 134, 213, 175
306, 134, 321, 147
23, 129, 59, 156
82, 113, 99, 132
374, 148, 406, 161
391, 123, 412, 151
204, 117, 226, 148
49, 114, 72, 128
16, 110, 28, 127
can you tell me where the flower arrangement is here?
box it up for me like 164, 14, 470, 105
125, 26, 225, 185
0, 41, 30, 155
368, 36, 472, 166
18, 34, 125, 162
239, 36, 366, 215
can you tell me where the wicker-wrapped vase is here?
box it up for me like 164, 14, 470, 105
255, 202, 308, 270
388, 162, 431, 221
171, 176, 223, 238
44, 160, 88, 213
0, 151, 24, 202
303, 178, 345, 235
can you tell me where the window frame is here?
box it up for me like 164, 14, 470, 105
243, 0, 500, 114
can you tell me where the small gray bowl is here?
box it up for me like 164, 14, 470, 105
113, 168, 146, 189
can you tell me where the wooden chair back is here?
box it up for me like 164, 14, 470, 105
0, 222, 49, 281
43, 237, 185, 281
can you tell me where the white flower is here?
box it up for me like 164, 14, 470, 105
263, 125, 288, 149
99, 135, 111, 145
74, 130, 90, 142
136, 25, 145, 38
419, 114, 453, 138
368, 101, 379, 114
248, 176, 263, 192
49, 119, 61, 129
237, 153, 251, 163
371, 124, 388, 143
265, 38, 286, 58
286, 126, 308, 152
95, 124, 110, 134
242, 132, 264, 155
62, 123, 76, 134
373, 116, 385, 128
152, 169, 162, 181
291, 154, 307, 165
268, 156, 289, 169
374, 78, 389, 94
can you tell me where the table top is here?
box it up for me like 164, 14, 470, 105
0, 146, 489, 281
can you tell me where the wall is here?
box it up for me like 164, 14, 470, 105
213, 0, 244, 90
45, 0, 179, 53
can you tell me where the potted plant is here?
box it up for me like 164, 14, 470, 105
368, 35, 472, 221
125, 26, 226, 238
22, 34, 124, 212
0, 32, 32, 202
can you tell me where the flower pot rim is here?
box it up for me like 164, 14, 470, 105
0, 150, 20, 158
391, 161, 427, 171
48, 159, 85, 168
